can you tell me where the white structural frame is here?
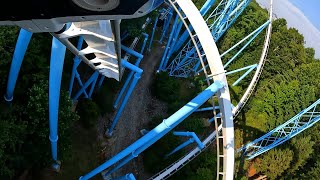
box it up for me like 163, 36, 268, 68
167, 0, 234, 179
150, 0, 274, 179
232, 0, 273, 116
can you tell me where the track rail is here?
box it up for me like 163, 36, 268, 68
150, 0, 234, 179
150, 0, 273, 179
232, 0, 273, 116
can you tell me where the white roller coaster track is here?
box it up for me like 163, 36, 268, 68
233, 0, 273, 117
150, 0, 234, 179
149, 0, 273, 179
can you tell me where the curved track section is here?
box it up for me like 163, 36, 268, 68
150, 0, 274, 179
150, 0, 234, 179
232, 0, 273, 116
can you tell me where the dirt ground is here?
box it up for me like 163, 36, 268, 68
97, 43, 168, 179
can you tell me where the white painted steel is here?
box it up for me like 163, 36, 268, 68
156, 0, 235, 179
232, 0, 273, 116
53, 20, 121, 81
150, 0, 274, 179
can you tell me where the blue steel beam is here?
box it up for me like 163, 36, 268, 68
79, 81, 224, 180
195, 106, 219, 112
112, 173, 136, 180
48, 37, 67, 170
72, 71, 99, 100
4, 29, 33, 102
68, 36, 89, 98
223, 21, 269, 68
158, 10, 180, 71
107, 60, 143, 136
173, 131, 205, 149
113, 46, 144, 109
159, 7, 173, 43
148, 16, 159, 51
239, 98, 320, 160
166, 138, 194, 157
172, 0, 217, 52
166, 0, 252, 77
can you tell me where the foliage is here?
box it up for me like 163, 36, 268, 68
257, 148, 294, 179
152, 72, 181, 103
76, 99, 100, 128
0, 82, 79, 179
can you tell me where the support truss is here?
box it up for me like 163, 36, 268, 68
239, 98, 320, 160
164, 0, 252, 77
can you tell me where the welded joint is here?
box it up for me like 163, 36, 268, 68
173, 131, 205, 149
49, 135, 59, 143
121, 60, 143, 74
121, 45, 144, 59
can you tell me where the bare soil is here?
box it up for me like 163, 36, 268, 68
97, 43, 168, 179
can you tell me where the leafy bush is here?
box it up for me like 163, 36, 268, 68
76, 99, 100, 128
0, 81, 79, 179
152, 72, 181, 103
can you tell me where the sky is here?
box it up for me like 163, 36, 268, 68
256, 0, 320, 58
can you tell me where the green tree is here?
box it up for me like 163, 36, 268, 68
258, 148, 294, 179
0, 81, 79, 179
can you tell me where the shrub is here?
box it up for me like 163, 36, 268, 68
76, 99, 100, 128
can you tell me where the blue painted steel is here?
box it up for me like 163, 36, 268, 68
69, 36, 84, 96
166, 138, 194, 157
230, 64, 257, 86
112, 173, 136, 180
113, 49, 144, 109
140, 33, 149, 54
239, 98, 320, 160
225, 64, 257, 75
173, 0, 216, 52
148, 16, 159, 51
173, 131, 205, 149
159, 8, 173, 43
49, 37, 67, 166
79, 81, 224, 180
223, 21, 269, 68
121, 45, 144, 59
167, 0, 253, 77
158, 11, 180, 71
208, 113, 221, 123
121, 31, 129, 41
72, 71, 99, 100
195, 106, 219, 112
220, 21, 269, 58
88, 73, 99, 97
97, 75, 105, 90
166, 19, 183, 59
4, 29, 33, 102
107, 60, 143, 136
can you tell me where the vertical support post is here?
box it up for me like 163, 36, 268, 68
97, 75, 105, 90
158, 12, 180, 71
114, 47, 143, 108
159, 8, 173, 43
88, 73, 99, 98
49, 37, 66, 170
107, 72, 141, 136
140, 33, 149, 54
148, 16, 159, 51
107, 61, 143, 136
166, 20, 183, 59
4, 29, 32, 102
69, 36, 84, 96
